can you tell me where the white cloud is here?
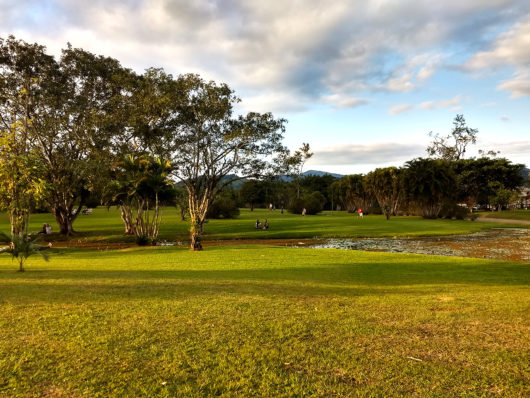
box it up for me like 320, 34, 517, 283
322, 94, 370, 109
465, 16, 530, 70
497, 73, 530, 98
388, 104, 412, 115
419, 95, 462, 110
311, 142, 425, 165
3, 0, 529, 112
465, 15, 530, 97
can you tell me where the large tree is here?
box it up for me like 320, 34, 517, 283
403, 158, 455, 218
170, 74, 286, 250
364, 167, 402, 220
330, 174, 371, 213
0, 36, 52, 235
27, 44, 132, 235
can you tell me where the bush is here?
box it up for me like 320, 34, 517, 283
439, 202, 470, 220
305, 192, 326, 214
207, 197, 240, 219
287, 198, 305, 214
287, 192, 326, 215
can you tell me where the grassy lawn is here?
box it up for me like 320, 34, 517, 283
479, 209, 530, 221
0, 246, 528, 396
1, 207, 527, 244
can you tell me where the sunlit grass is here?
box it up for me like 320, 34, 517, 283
0, 246, 528, 396
1, 207, 527, 244
480, 209, 530, 221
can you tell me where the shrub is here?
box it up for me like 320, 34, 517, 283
287, 192, 326, 215
439, 202, 469, 220
207, 197, 240, 219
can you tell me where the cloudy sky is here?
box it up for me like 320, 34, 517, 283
2, 0, 529, 173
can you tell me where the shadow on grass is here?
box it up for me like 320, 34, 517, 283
1, 259, 528, 304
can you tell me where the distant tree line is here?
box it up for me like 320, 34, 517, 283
236, 115, 525, 219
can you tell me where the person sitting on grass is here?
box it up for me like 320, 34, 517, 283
263, 219, 269, 230
255, 219, 261, 229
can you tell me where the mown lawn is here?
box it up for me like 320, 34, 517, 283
1, 207, 527, 244
480, 209, 530, 221
0, 246, 528, 396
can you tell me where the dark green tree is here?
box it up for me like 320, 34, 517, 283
403, 158, 456, 218
364, 167, 403, 220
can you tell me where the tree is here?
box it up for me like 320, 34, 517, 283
285, 143, 313, 199
427, 114, 477, 161
239, 180, 264, 211
105, 154, 174, 243
21, 43, 132, 235
364, 167, 402, 220
330, 174, 371, 212
403, 158, 455, 218
170, 74, 286, 251
0, 233, 49, 272
0, 36, 52, 235
453, 157, 524, 209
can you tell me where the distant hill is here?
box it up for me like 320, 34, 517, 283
303, 170, 344, 179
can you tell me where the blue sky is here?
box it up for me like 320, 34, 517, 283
1, 0, 529, 173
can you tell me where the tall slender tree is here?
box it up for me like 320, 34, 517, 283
170, 74, 286, 251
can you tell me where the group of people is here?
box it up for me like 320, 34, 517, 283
255, 219, 269, 230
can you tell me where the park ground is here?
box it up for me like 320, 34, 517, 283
0, 209, 529, 396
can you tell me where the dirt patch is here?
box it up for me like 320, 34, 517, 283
310, 228, 530, 262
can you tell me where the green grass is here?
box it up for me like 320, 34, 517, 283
479, 209, 530, 221
2, 207, 527, 244
0, 246, 529, 396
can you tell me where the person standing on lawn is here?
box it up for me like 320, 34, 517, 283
358, 208, 363, 218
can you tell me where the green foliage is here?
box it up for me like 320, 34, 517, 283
330, 174, 372, 212
105, 154, 174, 242
427, 114, 478, 160
0, 233, 49, 271
403, 158, 456, 219
364, 167, 402, 220
453, 157, 524, 208
287, 191, 326, 215
207, 195, 240, 219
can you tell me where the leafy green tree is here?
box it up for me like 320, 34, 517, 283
427, 114, 477, 161
239, 180, 265, 211
364, 167, 402, 220
403, 158, 456, 218
105, 154, 174, 243
7, 42, 133, 236
170, 74, 286, 251
453, 157, 523, 209
330, 174, 371, 213
0, 36, 52, 235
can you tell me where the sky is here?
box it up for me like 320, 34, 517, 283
1, 0, 529, 174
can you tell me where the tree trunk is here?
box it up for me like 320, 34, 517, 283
9, 208, 26, 236
120, 205, 135, 235
190, 219, 203, 251
18, 257, 24, 272
250, 202, 254, 211
54, 207, 75, 236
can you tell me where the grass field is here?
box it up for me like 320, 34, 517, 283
0, 210, 528, 396
480, 209, 530, 221
0, 246, 529, 396
1, 207, 528, 244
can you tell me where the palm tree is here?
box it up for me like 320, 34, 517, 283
0, 233, 50, 272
